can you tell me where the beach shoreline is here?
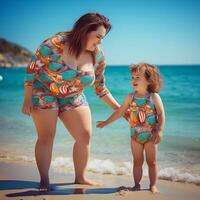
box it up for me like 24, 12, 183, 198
0, 161, 200, 200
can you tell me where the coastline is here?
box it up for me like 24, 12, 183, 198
0, 161, 200, 200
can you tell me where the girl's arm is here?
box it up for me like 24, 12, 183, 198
152, 93, 165, 143
96, 94, 131, 128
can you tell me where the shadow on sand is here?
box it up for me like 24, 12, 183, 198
0, 180, 120, 197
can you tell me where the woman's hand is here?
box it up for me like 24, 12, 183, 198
22, 99, 33, 116
123, 109, 130, 122
96, 121, 107, 128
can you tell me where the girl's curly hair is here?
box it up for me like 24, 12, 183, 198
130, 63, 163, 93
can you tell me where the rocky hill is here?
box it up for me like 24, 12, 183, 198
0, 38, 33, 67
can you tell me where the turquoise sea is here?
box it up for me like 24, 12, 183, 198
0, 65, 200, 184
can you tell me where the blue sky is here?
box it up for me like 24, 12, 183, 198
1, 0, 200, 65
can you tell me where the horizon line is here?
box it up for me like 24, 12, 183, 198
107, 64, 200, 66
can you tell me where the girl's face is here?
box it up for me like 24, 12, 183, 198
86, 25, 106, 51
131, 70, 149, 93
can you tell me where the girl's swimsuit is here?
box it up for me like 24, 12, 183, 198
24, 32, 109, 114
129, 92, 158, 144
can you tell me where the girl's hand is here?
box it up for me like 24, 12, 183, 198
96, 121, 107, 128
152, 132, 163, 144
22, 99, 33, 116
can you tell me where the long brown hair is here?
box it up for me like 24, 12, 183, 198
130, 63, 163, 93
65, 12, 111, 59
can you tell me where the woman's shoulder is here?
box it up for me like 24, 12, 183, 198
34, 32, 67, 58
95, 47, 105, 63
40, 32, 66, 50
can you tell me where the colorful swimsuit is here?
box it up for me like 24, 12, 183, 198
24, 32, 109, 114
129, 92, 158, 144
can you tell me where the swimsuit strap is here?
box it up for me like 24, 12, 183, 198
145, 93, 152, 105
130, 92, 136, 103
131, 92, 151, 104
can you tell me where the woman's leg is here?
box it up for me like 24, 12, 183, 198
31, 109, 58, 190
59, 106, 98, 185
144, 141, 159, 193
131, 138, 144, 190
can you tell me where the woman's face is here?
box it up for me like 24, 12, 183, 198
86, 25, 106, 51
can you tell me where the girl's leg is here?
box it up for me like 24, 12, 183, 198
31, 109, 58, 190
59, 106, 99, 185
131, 138, 144, 190
144, 141, 159, 193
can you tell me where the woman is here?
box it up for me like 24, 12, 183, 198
22, 13, 120, 190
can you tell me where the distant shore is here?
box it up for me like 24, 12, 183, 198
0, 38, 32, 68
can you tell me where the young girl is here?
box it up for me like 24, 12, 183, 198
96, 63, 165, 193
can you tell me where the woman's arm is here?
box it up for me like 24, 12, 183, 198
100, 93, 120, 110
96, 94, 131, 128
22, 54, 39, 116
94, 49, 120, 110
22, 85, 33, 115
22, 34, 62, 115
152, 93, 165, 143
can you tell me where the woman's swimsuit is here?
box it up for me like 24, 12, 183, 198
24, 32, 109, 114
129, 92, 158, 144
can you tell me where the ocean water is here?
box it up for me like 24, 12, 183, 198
0, 65, 200, 185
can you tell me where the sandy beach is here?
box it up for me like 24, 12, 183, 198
0, 161, 200, 200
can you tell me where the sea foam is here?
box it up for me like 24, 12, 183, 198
1, 154, 200, 185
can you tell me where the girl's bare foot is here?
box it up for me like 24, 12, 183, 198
132, 184, 141, 191
150, 185, 159, 194
74, 178, 102, 186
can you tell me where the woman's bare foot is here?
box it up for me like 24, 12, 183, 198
39, 183, 49, 192
132, 184, 141, 191
74, 178, 102, 186
117, 186, 131, 196
150, 185, 159, 194
38, 178, 54, 192
39, 184, 55, 192
117, 186, 128, 191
